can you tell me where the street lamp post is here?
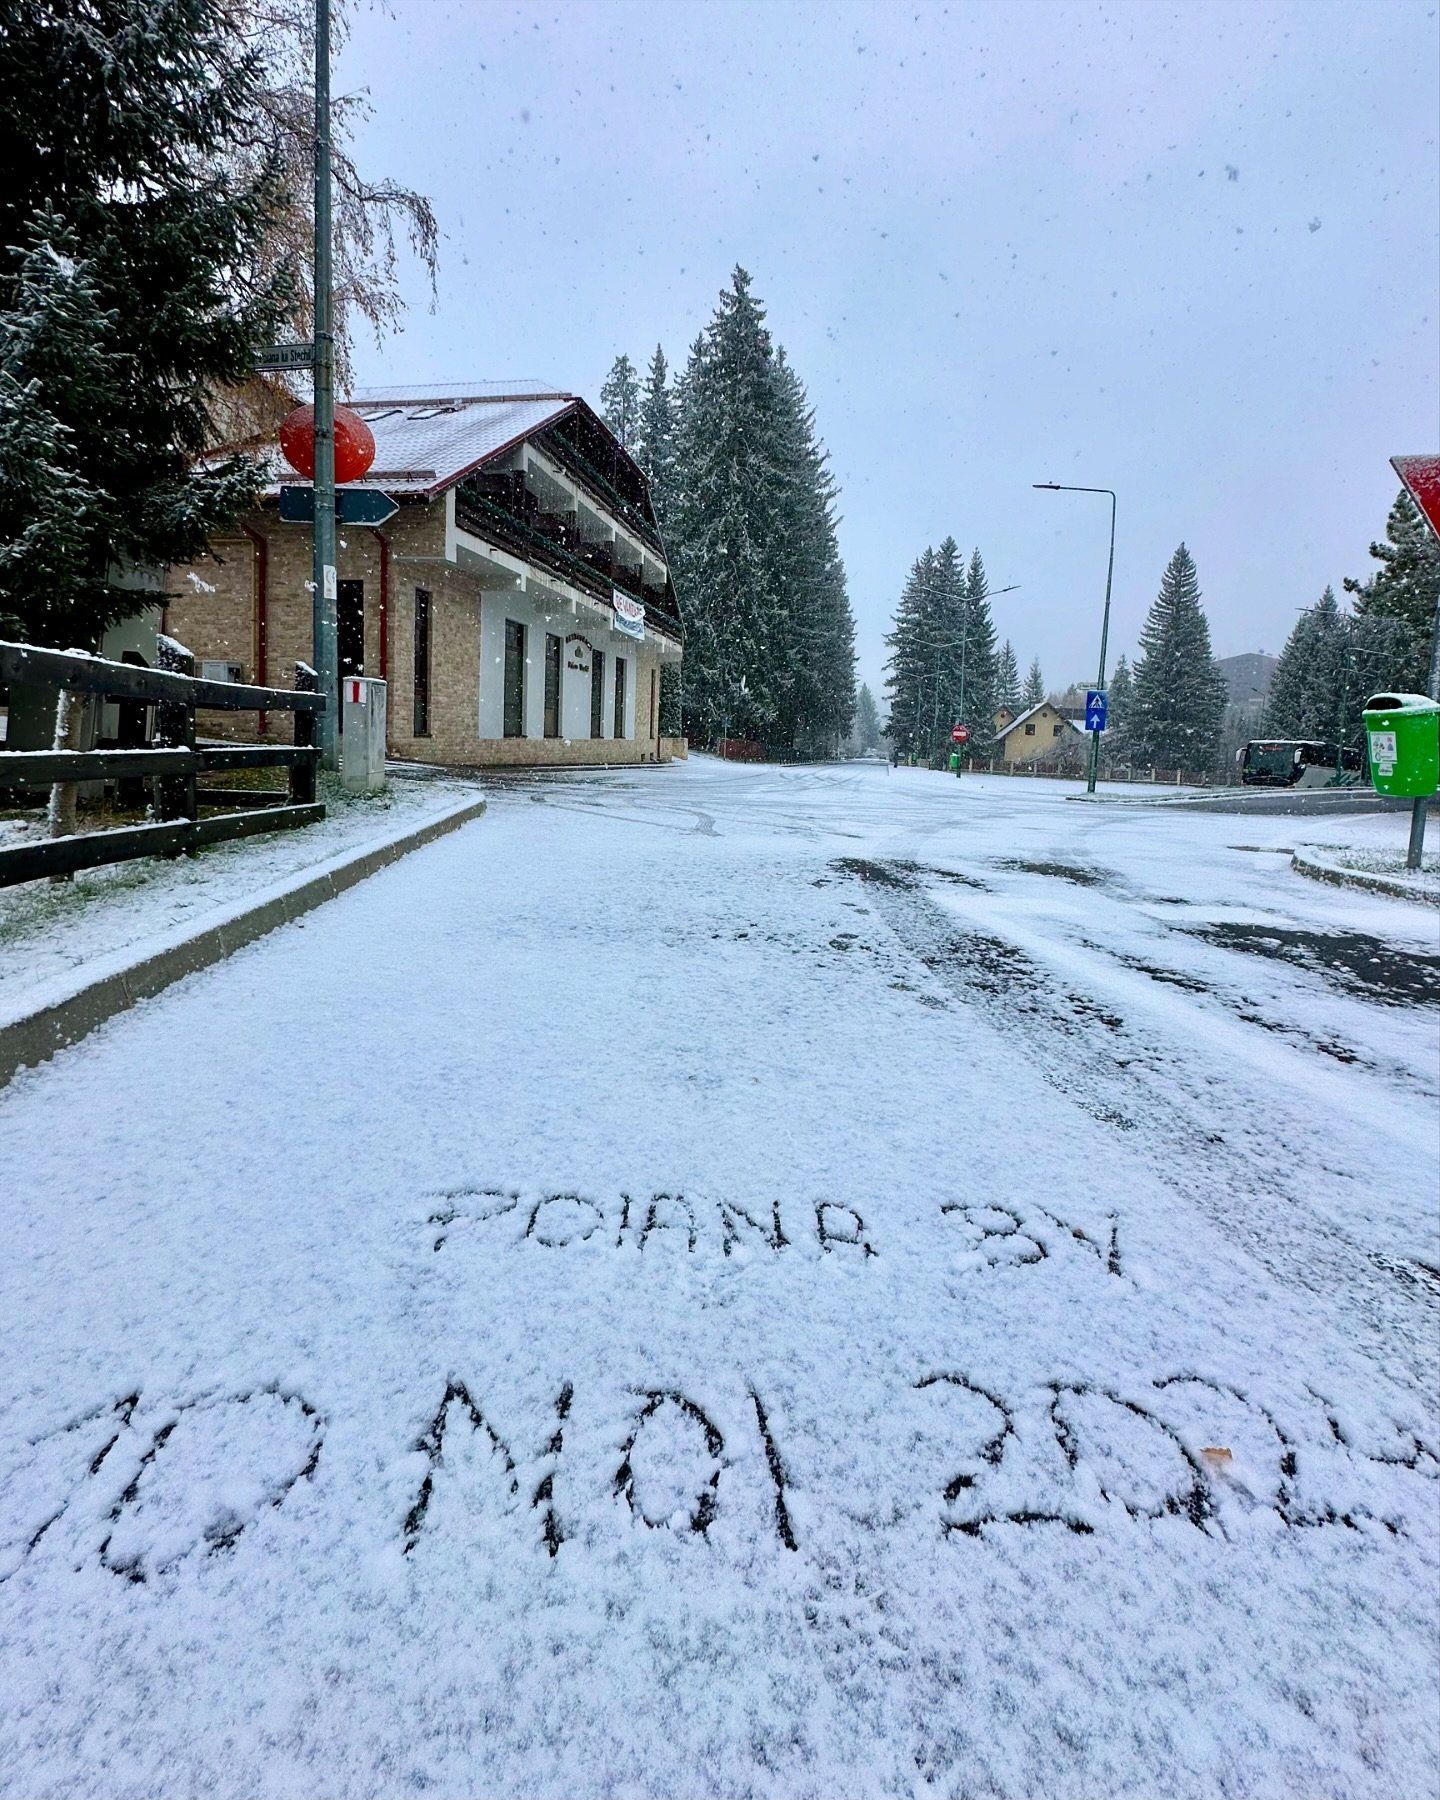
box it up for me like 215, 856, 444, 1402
1033, 483, 1116, 795
312, 0, 338, 770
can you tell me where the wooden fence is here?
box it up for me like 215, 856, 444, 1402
0, 638, 326, 888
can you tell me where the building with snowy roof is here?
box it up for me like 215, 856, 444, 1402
992, 701, 1087, 767
165, 382, 683, 767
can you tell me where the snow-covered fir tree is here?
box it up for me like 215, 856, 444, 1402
1269, 586, 1419, 750
1126, 544, 1228, 772
996, 640, 1021, 712
634, 346, 676, 532
883, 548, 938, 758
0, 0, 288, 649
599, 354, 641, 447
1343, 488, 1439, 691
1104, 653, 1133, 757
960, 549, 1000, 753
852, 683, 881, 752
667, 269, 856, 751
1022, 657, 1046, 708
1266, 588, 1346, 741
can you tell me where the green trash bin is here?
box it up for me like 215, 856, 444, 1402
1363, 692, 1440, 797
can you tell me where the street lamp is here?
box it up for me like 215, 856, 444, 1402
912, 583, 1021, 763
1033, 483, 1116, 795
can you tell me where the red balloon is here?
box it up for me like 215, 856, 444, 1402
278, 404, 376, 484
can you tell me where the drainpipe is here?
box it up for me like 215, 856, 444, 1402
241, 522, 269, 736
372, 527, 390, 682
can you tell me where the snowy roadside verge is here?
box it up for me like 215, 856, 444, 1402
1293, 844, 1440, 907
0, 787, 485, 1087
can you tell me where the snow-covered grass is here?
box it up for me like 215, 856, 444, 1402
0, 760, 1435, 1798
1297, 842, 1440, 904
0, 770, 480, 1028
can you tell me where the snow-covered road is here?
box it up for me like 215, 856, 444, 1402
2, 761, 1436, 1799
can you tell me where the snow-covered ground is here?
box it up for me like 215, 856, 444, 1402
0, 771, 479, 1029
1, 760, 1436, 1799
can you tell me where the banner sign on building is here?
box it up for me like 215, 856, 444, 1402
612, 590, 645, 641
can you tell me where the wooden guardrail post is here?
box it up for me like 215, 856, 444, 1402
153, 636, 197, 828
291, 662, 318, 805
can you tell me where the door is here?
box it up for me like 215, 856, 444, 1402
590, 648, 606, 738
543, 633, 562, 738
337, 579, 364, 730
503, 618, 527, 737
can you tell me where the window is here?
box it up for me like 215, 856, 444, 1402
650, 667, 659, 740
1053, 721, 1063, 736
413, 589, 432, 737
1024, 722, 1036, 736
543, 632, 562, 737
503, 618, 527, 737
613, 655, 627, 739
591, 648, 606, 738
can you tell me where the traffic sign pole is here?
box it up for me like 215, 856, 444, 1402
1034, 483, 1116, 795
312, 0, 338, 772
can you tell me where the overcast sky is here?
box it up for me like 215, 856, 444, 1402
339, 0, 1438, 703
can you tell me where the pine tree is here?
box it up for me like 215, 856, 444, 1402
668, 270, 855, 752
0, 0, 289, 649
884, 547, 938, 757
1104, 654, 1133, 758
1344, 488, 1440, 685
670, 273, 788, 741
1267, 588, 1345, 741
599, 354, 641, 447
853, 683, 881, 751
770, 349, 855, 752
1022, 657, 1046, 708
959, 548, 1000, 753
996, 640, 1021, 713
1269, 587, 1420, 751
1127, 544, 1228, 772
634, 346, 675, 531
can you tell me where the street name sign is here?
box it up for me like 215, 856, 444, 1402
1391, 456, 1440, 538
279, 485, 398, 527
257, 341, 316, 373
1085, 689, 1108, 732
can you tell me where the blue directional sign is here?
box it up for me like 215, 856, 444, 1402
1085, 689, 1108, 732
279, 484, 398, 528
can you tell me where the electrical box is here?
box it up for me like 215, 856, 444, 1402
341, 676, 387, 793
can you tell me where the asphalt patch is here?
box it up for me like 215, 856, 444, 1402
1190, 922, 1440, 1010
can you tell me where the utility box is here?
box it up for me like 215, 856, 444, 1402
1363, 692, 1440, 797
341, 676, 387, 793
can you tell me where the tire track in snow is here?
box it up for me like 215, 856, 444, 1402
837, 857, 1439, 1390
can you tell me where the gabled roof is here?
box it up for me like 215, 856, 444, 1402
995, 700, 1084, 737
247, 380, 580, 500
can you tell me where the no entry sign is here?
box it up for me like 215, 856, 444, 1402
951, 724, 970, 744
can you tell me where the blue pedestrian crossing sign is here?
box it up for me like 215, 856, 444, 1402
1085, 689, 1108, 732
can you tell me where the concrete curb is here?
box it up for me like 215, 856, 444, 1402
0, 796, 486, 1090
1291, 848, 1439, 907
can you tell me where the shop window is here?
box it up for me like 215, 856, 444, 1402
613, 655, 627, 739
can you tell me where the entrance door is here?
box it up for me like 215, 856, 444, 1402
590, 648, 606, 738
337, 579, 364, 729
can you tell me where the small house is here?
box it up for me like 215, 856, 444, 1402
992, 701, 1087, 766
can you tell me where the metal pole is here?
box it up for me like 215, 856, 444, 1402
1406, 576, 1440, 869
1086, 492, 1116, 795
1034, 484, 1115, 796
312, 0, 338, 770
